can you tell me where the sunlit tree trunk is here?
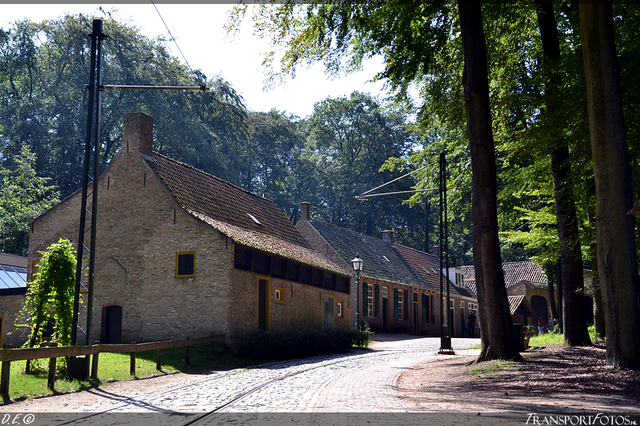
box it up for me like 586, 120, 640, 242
580, 1, 640, 369
458, 0, 521, 361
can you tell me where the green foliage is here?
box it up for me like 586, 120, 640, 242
235, 328, 372, 360
301, 91, 422, 241
0, 14, 248, 198
232, 2, 640, 269
16, 238, 76, 348
0, 144, 59, 256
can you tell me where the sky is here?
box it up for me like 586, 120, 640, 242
1, 3, 388, 118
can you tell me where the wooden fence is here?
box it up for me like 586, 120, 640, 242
0, 334, 225, 396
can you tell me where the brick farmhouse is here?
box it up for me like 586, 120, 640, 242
25, 112, 351, 348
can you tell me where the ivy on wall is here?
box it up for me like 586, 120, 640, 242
16, 239, 76, 349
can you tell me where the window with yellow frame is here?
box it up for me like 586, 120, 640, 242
274, 287, 284, 303
176, 252, 196, 277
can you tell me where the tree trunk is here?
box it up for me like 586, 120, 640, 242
580, 1, 640, 370
544, 263, 558, 325
424, 200, 431, 253
458, 0, 521, 362
536, 0, 591, 346
586, 176, 606, 338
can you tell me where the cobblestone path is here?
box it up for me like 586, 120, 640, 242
34, 336, 486, 425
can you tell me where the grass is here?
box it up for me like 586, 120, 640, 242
2, 343, 263, 403
468, 359, 518, 384
527, 324, 603, 348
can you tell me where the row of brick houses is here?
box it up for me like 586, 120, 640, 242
296, 204, 478, 337
3, 112, 485, 348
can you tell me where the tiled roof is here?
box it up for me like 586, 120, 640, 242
508, 295, 535, 317
307, 220, 432, 289
460, 260, 547, 294
393, 243, 463, 296
146, 153, 346, 275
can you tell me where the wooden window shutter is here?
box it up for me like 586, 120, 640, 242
393, 288, 399, 320
362, 283, 368, 317
404, 290, 409, 320
375, 284, 380, 317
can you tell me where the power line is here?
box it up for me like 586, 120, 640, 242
150, 0, 199, 83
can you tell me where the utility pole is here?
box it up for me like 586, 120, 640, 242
71, 19, 208, 351
71, 19, 106, 348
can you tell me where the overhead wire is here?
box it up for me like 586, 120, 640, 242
150, 0, 201, 85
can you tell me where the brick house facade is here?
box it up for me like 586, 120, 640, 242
296, 202, 478, 337
26, 112, 351, 349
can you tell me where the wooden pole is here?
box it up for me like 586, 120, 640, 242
91, 353, 99, 380
1, 361, 10, 396
185, 336, 191, 366
47, 358, 56, 391
156, 349, 163, 371
130, 352, 136, 376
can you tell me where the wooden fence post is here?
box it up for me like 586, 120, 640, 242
91, 352, 99, 380
47, 358, 56, 391
1, 360, 10, 396
156, 349, 162, 371
130, 352, 136, 376
185, 336, 191, 366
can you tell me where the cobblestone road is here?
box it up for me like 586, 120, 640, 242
82, 335, 480, 414
30, 335, 505, 426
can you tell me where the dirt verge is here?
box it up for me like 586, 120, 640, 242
397, 343, 640, 414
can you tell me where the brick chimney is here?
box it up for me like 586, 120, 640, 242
432, 245, 440, 256
123, 112, 153, 156
300, 202, 311, 221
382, 230, 394, 245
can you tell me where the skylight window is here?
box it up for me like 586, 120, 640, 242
247, 213, 261, 225
383, 256, 390, 262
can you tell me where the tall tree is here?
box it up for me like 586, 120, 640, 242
0, 15, 248, 198
458, 0, 521, 361
303, 92, 418, 238
535, 0, 590, 346
231, 2, 520, 360
580, 1, 640, 370
0, 144, 59, 256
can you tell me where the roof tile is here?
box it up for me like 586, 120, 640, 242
146, 153, 346, 275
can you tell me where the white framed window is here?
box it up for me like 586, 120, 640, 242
337, 302, 343, 318
367, 284, 374, 317
398, 290, 403, 319
275, 287, 284, 303
382, 286, 388, 298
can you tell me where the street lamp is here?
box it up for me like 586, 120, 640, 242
351, 254, 363, 328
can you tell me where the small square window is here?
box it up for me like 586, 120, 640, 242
275, 287, 284, 303
176, 252, 195, 277
337, 302, 343, 318
381, 286, 388, 298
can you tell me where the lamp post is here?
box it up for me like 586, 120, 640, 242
351, 254, 363, 328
